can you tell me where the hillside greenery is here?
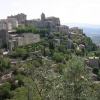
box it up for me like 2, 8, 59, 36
0, 27, 100, 100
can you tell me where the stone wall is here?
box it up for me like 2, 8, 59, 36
0, 29, 9, 44
7, 13, 27, 25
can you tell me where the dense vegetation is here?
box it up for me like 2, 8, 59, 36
0, 26, 100, 100
15, 25, 48, 37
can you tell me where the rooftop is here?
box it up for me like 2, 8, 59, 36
45, 16, 59, 19
88, 56, 99, 59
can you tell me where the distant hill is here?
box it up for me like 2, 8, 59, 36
82, 28, 100, 45
64, 23, 100, 45
65, 23, 100, 29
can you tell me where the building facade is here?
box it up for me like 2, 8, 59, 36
8, 33, 40, 50
0, 29, 9, 45
84, 56, 99, 67
7, 13, 27, 25
25, 13, 69, 35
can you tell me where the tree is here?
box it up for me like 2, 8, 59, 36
58, 56, 98, 100
10, 56, 99, 100
92, 67, 99, 75
53, 53, 64, 62
0, 57, 9, 69
0, 82, 11, 100
75, 49, 83, 56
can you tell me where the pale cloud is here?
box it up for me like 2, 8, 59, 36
10, 3, 19, 6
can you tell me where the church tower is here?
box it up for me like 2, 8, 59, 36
41, 13, 45, 21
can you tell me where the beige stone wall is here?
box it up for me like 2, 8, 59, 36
8, 40, 17, 51
69, 32, 77, 40
23, 33, 40, 44
53, 39, 60, 46
7, 18, 18, 29
17, 37, 24, 46
58, 25, 69, 35
84, 57, 99, 67
45, 17, 60, 26
89, 58, 99, 67
8, 13, 27, 25
0, 29, 9, 44
0, 21, 7, 30
66, 39, 73, 49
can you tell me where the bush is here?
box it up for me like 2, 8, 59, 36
33, 60, 41, 67
53, 53, 64, 62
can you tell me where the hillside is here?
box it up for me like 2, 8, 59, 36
65, 23, 100, 45
82, 28, 100, 45
0, 25, 100, 100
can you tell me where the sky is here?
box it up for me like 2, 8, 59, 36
1, 0, 100, 25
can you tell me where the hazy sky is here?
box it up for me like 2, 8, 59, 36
1, 0, 100, 25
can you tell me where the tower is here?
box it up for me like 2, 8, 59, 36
41, 13, 45, 21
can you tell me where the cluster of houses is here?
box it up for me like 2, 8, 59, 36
0, 13, 69, 51
0, 13, 99, 83
0, 13, 85, 51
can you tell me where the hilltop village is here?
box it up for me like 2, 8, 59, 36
0, 13, 84, 50
0, 13, 100, 99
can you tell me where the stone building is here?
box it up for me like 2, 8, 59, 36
58, 25, 69, 35
8, 33, 40, 50
84, 56, 99, 67
0, 13, 69, 34
66, 39, 73, 49
0, 19, 12, 30
0, 29, 9, 45
7, 13, 27, 25
68, 32, 77, 40
70, 27, 83, 34
53, 39, 60, 46
8, 40, 17, 51
0, 19, 16, 31
0, 20, 7, 30
25, 13, 69, 35
79, 44, 85, 49
7, 18, 18, 29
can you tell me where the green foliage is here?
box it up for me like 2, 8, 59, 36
53, 53, 64, 62
80, 37, 97, 51
92, 67, 99, 75
0, 57, 9, 69
75, 49, 83, 56
0, 82, 11, 100
15, 24, 48, 37
9, 48, 29, 59
61, 35, 68, 40
15, 24, 35, 33
32, 60, 41, 67
61, 56, 97, 100
73, 39, 78, 44
35, 28, 48, 37
49, 42, 55, 50
45, 47, 51, 56
54, 63, 66, 74
57, 44, 66, 53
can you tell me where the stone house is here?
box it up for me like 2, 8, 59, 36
7, 18, 18, 29
8, 33, 40, 50
0, 20, 7, 30
58, 25, 69, 35
0, 29, 9, 45
70, 27, 83, 34
68, 32, 77, 40
53, 39, 60, 46
66, 39, 73, 49
79, 44, 85, 49
84, 56, 99, 67
7, 13, 27, 25
25, 13, 69, 35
